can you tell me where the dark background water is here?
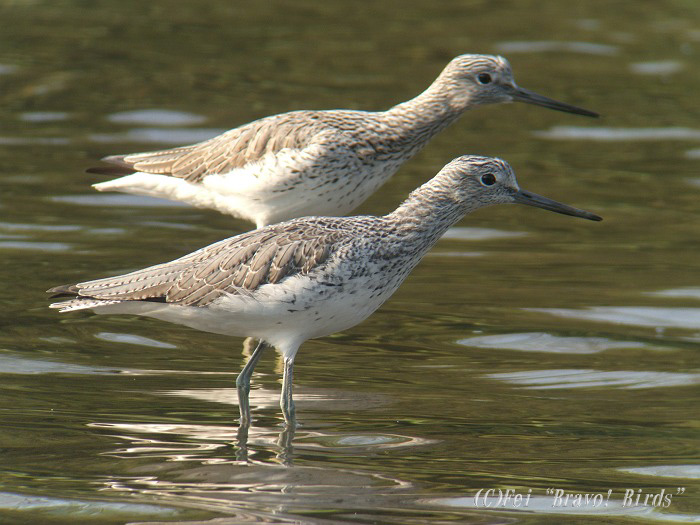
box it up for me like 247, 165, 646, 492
0, 0, 698, 523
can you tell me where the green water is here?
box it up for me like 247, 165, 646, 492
1, 1, 698, 523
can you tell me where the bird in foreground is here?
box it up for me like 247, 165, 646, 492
50, 155, 602, 426
89, 54, 598, 228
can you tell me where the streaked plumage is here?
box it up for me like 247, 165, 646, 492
51, 155, 602, 426
90, 55, 597, 227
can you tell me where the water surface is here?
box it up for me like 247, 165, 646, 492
0, 1, 698, 523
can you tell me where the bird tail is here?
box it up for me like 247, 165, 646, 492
49, 297, 124, 312
86, 155, 135, 176
47, 283, 121, 312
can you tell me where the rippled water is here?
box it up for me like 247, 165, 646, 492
1, 1, 698, 523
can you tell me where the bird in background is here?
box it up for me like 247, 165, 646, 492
51, 155, 602, 427
88, 54, 598, 228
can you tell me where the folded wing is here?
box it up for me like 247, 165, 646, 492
87, 113, 330, 183
48, 221, 344, 311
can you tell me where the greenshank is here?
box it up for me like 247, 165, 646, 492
51, 155, 601, 426
89, 55, 597, 228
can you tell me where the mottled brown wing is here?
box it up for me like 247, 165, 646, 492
166, 225, 336, 306
49, 221, 343, 307
98, 113, 330, 183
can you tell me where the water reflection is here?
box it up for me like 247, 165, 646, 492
0, 240, 73, 252
104, 461, 413, 521
19, 111, 70, 122
50, 193, 189, 208
235, 423, 295, 464
90, 418, 430, 467
629, 60, 683, 75
529, 306, 700, 329
534, 126, 700, 141
442, 226, 528, 241
495, 41, 619, 55
161, 385, 389, 418
648, 287, 700, 300
426, 250, 484, 258
0, 136, 70, 145
0, 354, 125, 375
95, 331, 178, 349
458, 332, 653, 354
488, 369, 700, 389
3, 0, 700, 522
106, 109, 207, 126
620, 465, 700, 479
0, 352, 230, 377
0, 491, 179, 520
0, 220, 82, 253
87, 417, 428, 523
0, 222, 81, 232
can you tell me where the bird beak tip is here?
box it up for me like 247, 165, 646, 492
510, 86, 599, 118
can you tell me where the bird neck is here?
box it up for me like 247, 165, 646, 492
382, 74, 471, 153
386, 174, 474, 249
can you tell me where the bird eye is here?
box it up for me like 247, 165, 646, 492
480, 173, 497, 186
477, 73, 492, 84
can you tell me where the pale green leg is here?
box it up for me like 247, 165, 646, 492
280, 356, 297, 426
236, 340, 268, 426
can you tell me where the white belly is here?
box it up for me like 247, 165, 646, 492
93, 147, 403, 227
92, 270, 402, 361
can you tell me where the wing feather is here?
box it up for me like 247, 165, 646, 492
49, 220, 349, 310
92, 113, 330, 183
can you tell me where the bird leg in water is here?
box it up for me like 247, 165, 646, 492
281, 356, 297, 426
236, 340, 268, 426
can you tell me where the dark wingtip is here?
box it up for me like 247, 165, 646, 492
46, 284, 79, 297
86, 165, 135, 176
143, 296, 168, 303
86, 154, 135, 176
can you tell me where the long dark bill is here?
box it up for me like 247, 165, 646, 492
513, 190, 602, 221
508, 86, 599, 118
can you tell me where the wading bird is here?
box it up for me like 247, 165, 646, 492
51, 155, 601, 426
89, 55, 597, 228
